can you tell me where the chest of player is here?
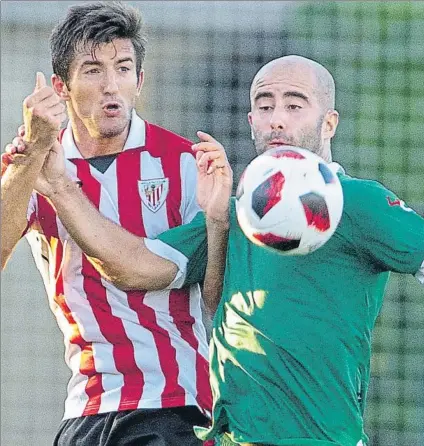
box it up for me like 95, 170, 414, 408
62, 150, 184, 238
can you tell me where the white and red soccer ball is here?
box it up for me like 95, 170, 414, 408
235, 146, 344, 255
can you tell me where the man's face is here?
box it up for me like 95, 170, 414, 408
66, 38, 142, 138
248, 65, 327, 158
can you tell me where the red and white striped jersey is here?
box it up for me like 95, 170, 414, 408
24, 112, 212, 420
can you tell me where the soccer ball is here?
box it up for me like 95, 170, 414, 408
235, 146, 344, 255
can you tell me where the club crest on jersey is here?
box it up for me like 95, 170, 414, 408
138, 178, 169, 213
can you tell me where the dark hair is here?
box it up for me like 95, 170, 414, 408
50, 1, 147, 85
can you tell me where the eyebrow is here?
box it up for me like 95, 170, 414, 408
283, 91, 310, 103
80, 57, 135, 69
253, 90, 310, 103
253, 91, 274, 102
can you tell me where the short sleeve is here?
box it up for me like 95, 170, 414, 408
23, 192, 38, 236
344, 178, 424, 277
144, 211, 207, 288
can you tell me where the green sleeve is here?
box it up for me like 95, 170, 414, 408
343, 176, 424, 275
147, 211, 207, 286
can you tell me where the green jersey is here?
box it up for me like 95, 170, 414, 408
146, 171, 424, 446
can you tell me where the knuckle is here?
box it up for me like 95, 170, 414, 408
32, 105, 43, 116
23, 97, 32, 108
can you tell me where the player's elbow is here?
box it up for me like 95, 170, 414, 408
111, 265, 178, 291
105, 252, 178, 291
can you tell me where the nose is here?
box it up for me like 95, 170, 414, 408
269, 107, 287, 131
102, 70, 119, 95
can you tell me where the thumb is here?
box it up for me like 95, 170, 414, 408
35, 72, 46, 91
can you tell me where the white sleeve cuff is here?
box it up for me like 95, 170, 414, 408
144, 238, 189, 289
415, 260, 424, 285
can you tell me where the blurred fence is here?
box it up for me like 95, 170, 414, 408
1, 2, 423, 445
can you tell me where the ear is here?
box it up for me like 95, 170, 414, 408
247, 112, 255, 140
52, 74, 71, 100
136, 70, 144, 96
323, 109, 339, 140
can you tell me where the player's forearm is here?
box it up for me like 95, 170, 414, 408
47, 179, 177, 290
1, 151, 46, 269
203, 217, 229, 316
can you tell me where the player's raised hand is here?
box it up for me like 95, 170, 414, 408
3, 131, 67, 197
1, 125, 32, 176
22, 72, 66, 152
192, 131, 233, 223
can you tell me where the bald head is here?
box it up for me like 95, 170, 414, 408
248, 55, 339, 161
251, 55, 336, 112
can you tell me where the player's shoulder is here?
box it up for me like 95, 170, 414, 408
145, 121, 194, 155
339, 172, 400, 215
339, 173, 388, 196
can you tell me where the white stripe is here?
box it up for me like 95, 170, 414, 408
180, 153, 201, 224
63, 110, 146, 160
123, 110, 146, 151
140, 151, 169, 237
103, 281, 166, 403
189, 284, 210, 361
26, 191, 37, 222
95, 162, 125, 412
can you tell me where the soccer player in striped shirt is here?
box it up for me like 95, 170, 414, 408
1, 2, 212, 445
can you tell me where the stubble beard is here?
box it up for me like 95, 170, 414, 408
98, 107, 133, 139
254, 118, 325, 158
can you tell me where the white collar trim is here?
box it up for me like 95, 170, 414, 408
62, 109, 146, 159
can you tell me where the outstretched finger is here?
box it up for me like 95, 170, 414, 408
192, 141, 225, 154
196, 130, 220, 144
35, 71, 47, 92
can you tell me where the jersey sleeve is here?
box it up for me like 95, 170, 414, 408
23, 192, 38, 236
144, 211, 207, 288
344, 178, 424, 282
180, 152, 201, 224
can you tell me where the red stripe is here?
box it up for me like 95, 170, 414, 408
146, 124, 208, 408
169, 288, 212, 413
116, 149, 186, 407
116, 149, 144, 237
37, 195, 103, 413
73, 159, 145, 412
161, 148, 183, 228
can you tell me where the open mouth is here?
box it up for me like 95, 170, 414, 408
103, 102, 121, 111
102, 102, 122, 116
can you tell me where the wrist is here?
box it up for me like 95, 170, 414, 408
206, 215, 230, 231
25, 140, 54, 156
45, 176, 76, 200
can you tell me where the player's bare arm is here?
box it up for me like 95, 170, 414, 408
5, 133, 178, 290
1, 72, 66, 269
44, 175, 178, 290
192, 131, 233, 314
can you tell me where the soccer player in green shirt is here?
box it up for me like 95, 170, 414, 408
4, 55, 424, 446
144, 55, 424, 446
